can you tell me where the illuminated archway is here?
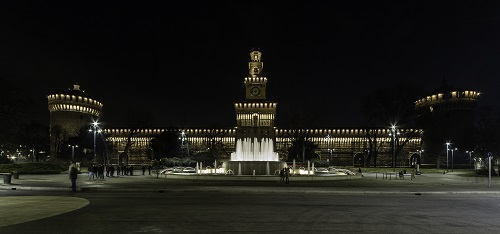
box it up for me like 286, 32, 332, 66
353, 153, 364, 167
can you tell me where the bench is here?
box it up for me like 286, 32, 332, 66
381, 172, 415, 180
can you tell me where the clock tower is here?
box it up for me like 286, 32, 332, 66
234, 48, 277, 140
245, 50, 267, 100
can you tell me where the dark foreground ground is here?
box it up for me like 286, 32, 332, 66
1, 171, 499, 233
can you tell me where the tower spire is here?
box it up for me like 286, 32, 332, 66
248, 49, 263, 77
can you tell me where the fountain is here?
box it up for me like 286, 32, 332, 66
222, 49, 286, 175
230, 137, 279, 161
223, 137, 286, 175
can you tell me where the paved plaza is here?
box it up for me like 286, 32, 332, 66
1, 170, 499, 230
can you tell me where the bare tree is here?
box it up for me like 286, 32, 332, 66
474, 105, 500, 157
118, 106, 154, 166
150, 130, 181, 159
284, 129, 318, 163
364, 129, 385, 167
19, 121, 49, 162
0, 78, 34, 153
361, 82, 424, 167
50, 124, 70, 161
201, 128, 230, 164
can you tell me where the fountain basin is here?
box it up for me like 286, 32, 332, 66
223, 161, 287, 175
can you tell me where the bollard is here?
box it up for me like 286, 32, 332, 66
3, 174, 12, 184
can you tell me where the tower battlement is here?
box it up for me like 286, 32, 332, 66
47, 84, 103, 116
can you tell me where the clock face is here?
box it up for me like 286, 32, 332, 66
251, 87, 260, 96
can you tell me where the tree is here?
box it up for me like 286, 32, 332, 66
50, 124, 70, 161
199, 128, 231, 165
150, 130, 181, 159
18, 121, 49, 162
118, 106, 154, 166
279, 105, 323, 163
286, 129, 319, 163
474, 105, 500, 157
0, 78, 36, 158
361, 82, 424, 167
363, 129, 385, 167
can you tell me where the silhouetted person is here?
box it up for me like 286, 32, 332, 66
87, 164, 94, 180
97, 164, 105, 180
92, 164, 98, 180
285, 167, 290, 184
69, 165, 78, 192
280, 168, 285, 183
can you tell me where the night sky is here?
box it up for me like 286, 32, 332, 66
1, 1, 499, 129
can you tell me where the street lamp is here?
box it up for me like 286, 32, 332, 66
389, 125, 399, 171
325, 134, 331, 163
68, 144, 78, 161
445, 142, 451, 173
466, 150, 474, 169
416, 149, 423, 174
89, 121, 101, 164
29, 148, 35, 162
451, 148, 457, 172
180, 131, 189, 157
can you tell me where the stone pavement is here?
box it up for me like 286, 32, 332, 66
1, 171, 499, 228
1, 170, 499, 194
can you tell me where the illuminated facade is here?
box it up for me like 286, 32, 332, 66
49, 50, 427, 167
415, 80, 480, 165
47, 84, 103, 159
102, 127, 422, 167
99, 49, 422, 167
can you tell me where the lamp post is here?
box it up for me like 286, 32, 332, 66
451, 148, 457, 172
180, 131, 189, 157
445, 142, 451, 173
89, 121, 101, 164
68, 144, 78, 161
416, 149, 423, 174
325, 134, 331, 163
29, 148, 35, 162
466, 150, 474, 169
389, 125, 398, 172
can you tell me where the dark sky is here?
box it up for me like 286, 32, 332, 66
1, 1, 499, 129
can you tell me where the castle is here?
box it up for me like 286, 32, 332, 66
48, 49, 479, 169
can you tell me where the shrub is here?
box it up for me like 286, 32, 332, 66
0, 162, 66, 174
0, 156, 13, 164
476, 169, 499, 176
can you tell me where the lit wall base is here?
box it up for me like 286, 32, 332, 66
223, 161, 287, 176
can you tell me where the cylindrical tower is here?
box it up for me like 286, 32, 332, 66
47, 83, 103, 160
414, 80, 480, 167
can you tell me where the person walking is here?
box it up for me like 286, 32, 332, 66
280, 168, 285, 183
91, 164, 98, 180
285, 167, 290, 184
110, 164, 115, 177
69, 165, 79, 192
87, 164, 94, 180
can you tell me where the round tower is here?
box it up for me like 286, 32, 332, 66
414, 80, 480, 166
47, 83, 103, 160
